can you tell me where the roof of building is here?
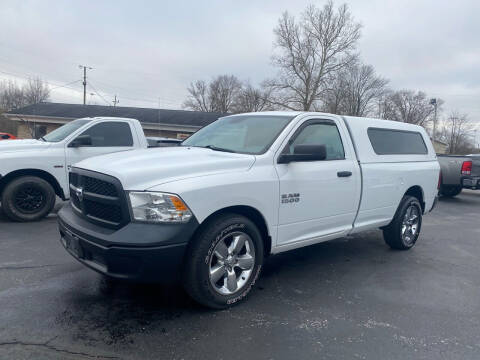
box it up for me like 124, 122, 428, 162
6, 102, 225, 127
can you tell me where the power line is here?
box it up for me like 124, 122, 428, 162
88, 81, 111, 106
0, 69, 85, 97
49, 79, 82, 91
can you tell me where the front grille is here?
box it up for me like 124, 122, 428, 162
69, 169, 128, 229
84, 177, 118, 197
84, 199, 122, 224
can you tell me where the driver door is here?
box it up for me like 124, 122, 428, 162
65, 121, 135, 172
275, 118, 360, 248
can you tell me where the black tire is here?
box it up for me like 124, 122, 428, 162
383, 195, 422, 250
1, 176, 56, 222
183, 213, 264, 309
440, 185, 462, 197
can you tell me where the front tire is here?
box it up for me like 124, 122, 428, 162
183, 213, 264, 309
1, 176, 56, 222
383, 195, 422, 250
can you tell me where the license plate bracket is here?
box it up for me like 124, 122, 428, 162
66, 233, 85, 259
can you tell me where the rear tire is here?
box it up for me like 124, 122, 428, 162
183, 213, 264, 309
1, 176, 56, 222
383, 195, 422, 250
440, 185, 462, 197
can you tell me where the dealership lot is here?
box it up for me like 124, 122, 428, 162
1, 193, 479, 359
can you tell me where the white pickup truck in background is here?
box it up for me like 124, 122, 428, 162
0, 117, 174, 222
58, 112, 440, 308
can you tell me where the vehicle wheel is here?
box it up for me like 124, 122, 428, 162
383, 195, 422, 250
183, 213, 264, 309
1, 176, 56, 222
440, 185, 462, 197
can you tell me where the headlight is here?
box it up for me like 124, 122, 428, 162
128, 192, 192, 223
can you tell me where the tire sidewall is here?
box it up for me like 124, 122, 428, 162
2, 177, 56, 222
398, 198, 422, 249
194, 216, 264, 307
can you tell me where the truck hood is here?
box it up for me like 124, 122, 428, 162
74, 146, 256, 190
0, 139, 51, 153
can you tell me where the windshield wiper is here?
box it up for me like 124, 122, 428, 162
203, 145, 236, 153
39, 137, 47, 142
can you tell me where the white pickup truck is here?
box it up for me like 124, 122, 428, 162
0, 117, 155, 222
58, 112, 440, 308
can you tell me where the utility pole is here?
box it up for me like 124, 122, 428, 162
113, 95, 119, 107
79, 65, 92, 105
430, 98, 437, 141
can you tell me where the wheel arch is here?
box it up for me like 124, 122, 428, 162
404, 185, 425, 213
195, 205, 272, 257
0, 169, 65, 200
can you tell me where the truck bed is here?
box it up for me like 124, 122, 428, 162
437, 155, 469, 185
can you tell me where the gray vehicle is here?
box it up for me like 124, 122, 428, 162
437, 154, 480, 197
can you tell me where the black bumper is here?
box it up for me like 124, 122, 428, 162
58, 203, 198, 283
462, 176, 480, 190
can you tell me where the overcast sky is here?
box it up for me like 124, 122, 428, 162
1, 0, 479, 132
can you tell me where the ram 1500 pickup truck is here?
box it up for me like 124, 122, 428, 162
58, 112, 440, 308
437, 155, 480, 197
0, 117, 169, 222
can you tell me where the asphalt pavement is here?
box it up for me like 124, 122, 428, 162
0, 193, 479, 359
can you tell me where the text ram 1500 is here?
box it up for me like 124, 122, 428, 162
0, 117, 175, 222
58, 112, 440, 308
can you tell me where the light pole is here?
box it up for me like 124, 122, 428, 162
430, 98, 437, 142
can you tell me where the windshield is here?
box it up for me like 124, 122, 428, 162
182, 115, 294, 154
43, 119, 91, 142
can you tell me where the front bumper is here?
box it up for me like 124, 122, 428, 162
462, 177, 480, 190
58, 203, 198, 283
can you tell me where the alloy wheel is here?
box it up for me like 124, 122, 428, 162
209, 231, 256, 295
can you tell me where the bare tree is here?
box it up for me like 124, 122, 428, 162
266, 1, 361, 110
382, 90, 441, 127
323, 62, 389, 116
23, 77, 50, 105
0, 80, 25, 111
233, 83, 274, 113
184, 80, 210, 112
439, 111, 475, 154
183, 75, 242, 113
0, 77, 50, 112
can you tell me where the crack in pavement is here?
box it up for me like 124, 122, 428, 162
0, 339, 120, 359
0, 264, 66, 271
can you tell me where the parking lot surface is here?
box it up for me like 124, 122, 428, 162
1, 192, 479, 359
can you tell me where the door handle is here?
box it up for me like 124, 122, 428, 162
337, 171, 352, 177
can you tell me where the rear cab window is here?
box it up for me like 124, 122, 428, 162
367, 128, 428, 155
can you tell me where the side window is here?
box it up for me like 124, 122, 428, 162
367, 128, 428, 155
1, 135, 9, 139
80, 122, 133, 147
288, 121, 345, 160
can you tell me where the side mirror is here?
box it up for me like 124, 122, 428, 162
278, 144, 327, 164
69, 134, 92, 148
